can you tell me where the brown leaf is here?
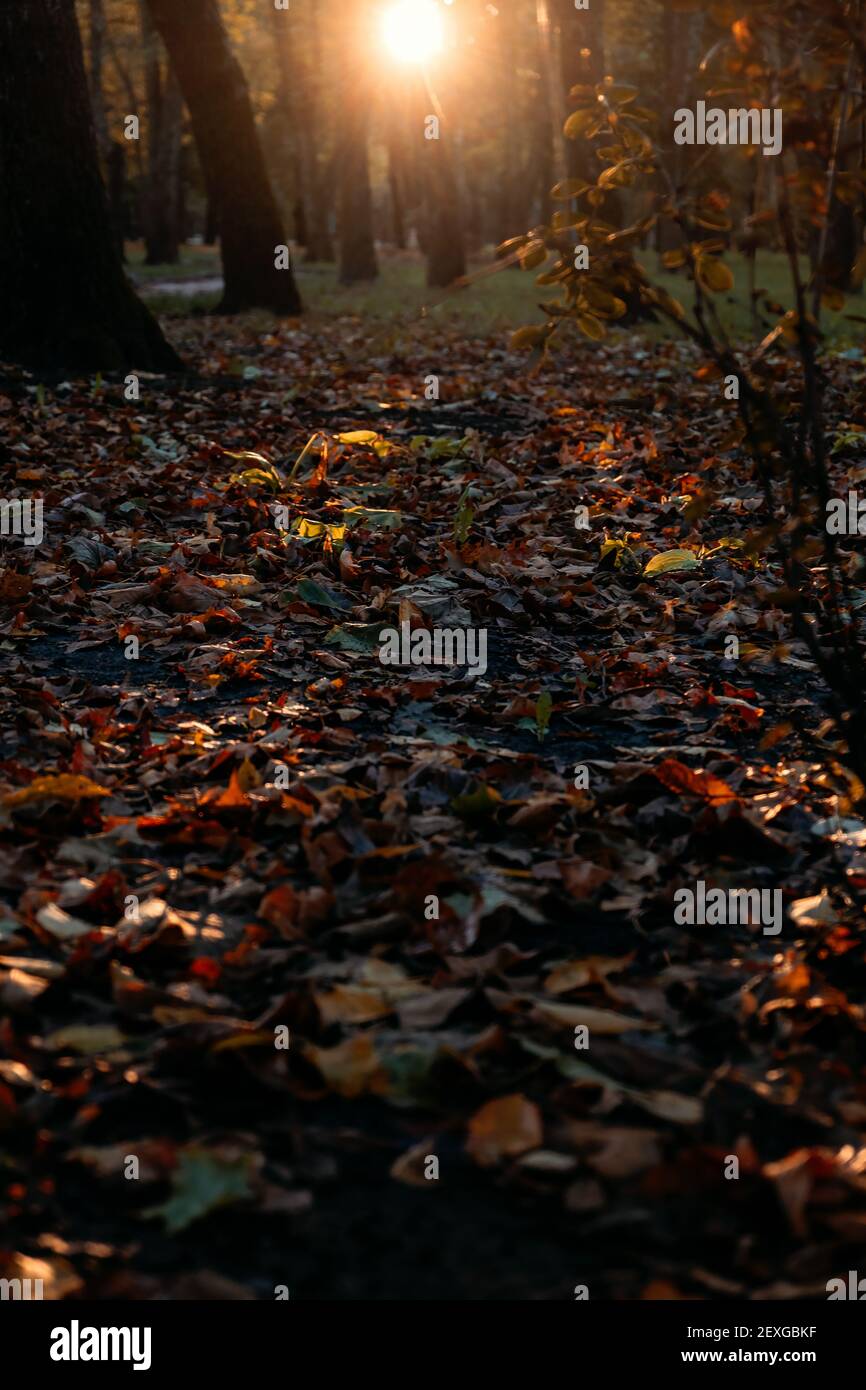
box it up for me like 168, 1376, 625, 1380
466, 1094, 543, 1167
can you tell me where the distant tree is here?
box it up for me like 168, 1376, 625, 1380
272, 0, 333, 263
0, 0, 181, 370
87, 0, 111, 163
555, 0, 606, 183
146, 0, 302, 314
423, 117, 466, 287
337, 0, 378, 283
139, 2, 182, 266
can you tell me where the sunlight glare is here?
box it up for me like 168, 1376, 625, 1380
382, 0, 444, 64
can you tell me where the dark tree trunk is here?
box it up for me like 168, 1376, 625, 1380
0, 0, 180, 371
388, 134, 407, 249
556, 0, 605, 182
415, 77, 465, 288
337, 0, 378, 283
88, 0, 110, 162
176, 134, 189, 244
107, 141, 128, 261
424, 137, 466, 287
205, 194, 220, 245
497, 3, 523, 243
272, 0, 333, 263
146, 0, 301, 314
140, 3, 182, 265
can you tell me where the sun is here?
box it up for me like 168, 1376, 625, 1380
382, 0, 444, 64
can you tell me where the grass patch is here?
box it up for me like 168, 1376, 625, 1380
133, 242, 864, 348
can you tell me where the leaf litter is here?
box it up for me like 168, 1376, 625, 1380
0, 312, 864, 1299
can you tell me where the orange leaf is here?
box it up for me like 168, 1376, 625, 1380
466, 1094, 543, 1167
653, 758, 736, 805
258, 884, 299, 937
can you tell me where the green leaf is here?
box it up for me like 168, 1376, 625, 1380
450, 784, 501, 822
342, 506, 403, 531
534, 691, 553, 742
325, 623, 382, 653
145, 1146, 255, 1234
230, 465, 282, 493
454, 485, 474, 545
295, 578, 352, 611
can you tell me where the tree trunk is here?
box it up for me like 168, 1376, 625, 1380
424, 135, 466, 287
87, 0, 110, 162
272, 0, 332, 264
205, 194, 220, 245
145, 0, 301, 314
337, 0, 378, 284
107, 141, 128, 260
414, 74, 465, 288
388, 133, 407, 250
556, 0, 605, 182
497, 4, 528, 244
0, 0, 181, 371
536, 0, 567, 194
533, 41, 554, 229
140, 3, 182, 265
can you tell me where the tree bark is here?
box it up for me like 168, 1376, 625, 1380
145, 0, 301, 314
337, 0, 378, 284
414, 74, 466, 288
0, 0, 181, 371
424, 131, 466, 287
107, 141, 128, 260
555, 0, 605, 182
87, 0, 110, 162
387, 132, 407, 249
140, 2, 182, 265
272, 1, 332, 263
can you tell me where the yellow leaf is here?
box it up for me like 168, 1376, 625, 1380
531, 998, 654, 1034
235, 757, 261, 793
210, 1031, 278, 1053
545, 955, 632, 995
551, 178, 590, 200
576, 313, 605, 340
519, 241, 547, 270
563, 107, 600, 140
314, 984, 392, 1025
510, 325, 546, 350
643, 548, 700, 577
335, 430, 379, 445
695, 256, 734, 293
3, 774, 111, 807
305, 1035, 385, 1098
582, 286, 627, 318
44, 1025, 126, 1054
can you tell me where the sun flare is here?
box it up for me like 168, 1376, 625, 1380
382, 0, 444, 65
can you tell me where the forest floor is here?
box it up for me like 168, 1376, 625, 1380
0, 297, 866, 1300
